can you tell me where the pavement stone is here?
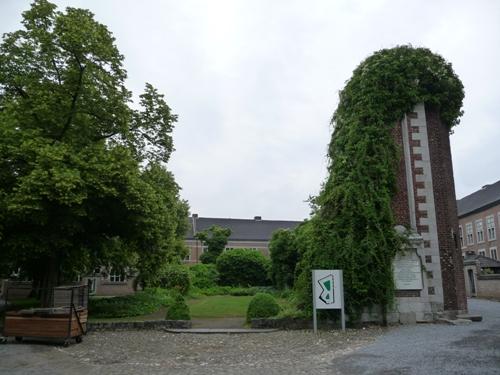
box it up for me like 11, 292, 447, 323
1, 299, 498, 374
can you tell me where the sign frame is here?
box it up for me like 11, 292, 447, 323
312, 269, 345, 333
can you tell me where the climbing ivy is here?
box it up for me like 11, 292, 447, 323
295, 46, 464, 322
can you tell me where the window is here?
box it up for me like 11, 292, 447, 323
459, 226, 464, 248
202, 245, 208, 253
478, 249, 486, 256
490, 247, 498, 260
466, 223, 474, 245
487, 215, 496, 240
184, 253, 191, 261
109, 269, 125, 283
475, 220, 484, 243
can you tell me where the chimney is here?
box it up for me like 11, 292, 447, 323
254, 216, 262, 221
191, 214, 198, 235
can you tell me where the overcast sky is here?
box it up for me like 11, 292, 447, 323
2, 0, 500, 220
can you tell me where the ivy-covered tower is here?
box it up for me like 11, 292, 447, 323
296, 46, 468, 323
392, 103, 467, 321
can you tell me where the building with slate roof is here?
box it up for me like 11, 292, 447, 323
184, 214, 302, 263
457, 179, 500, 260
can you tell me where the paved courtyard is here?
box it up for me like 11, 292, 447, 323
0, 299, 498, 374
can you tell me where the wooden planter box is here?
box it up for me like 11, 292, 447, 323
3, 307, 87, 345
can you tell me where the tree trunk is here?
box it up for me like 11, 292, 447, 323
39, 257, 60, 307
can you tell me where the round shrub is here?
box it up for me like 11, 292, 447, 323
216, 249, 271, 286
159, 264, 191, 295
189, 263, 219, 289
246, 293, 280, 322
165, 290, 190, 320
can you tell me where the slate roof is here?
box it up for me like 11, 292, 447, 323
457, 180, 500, 217
186, 216, 303, 241
463, 253, 500, 269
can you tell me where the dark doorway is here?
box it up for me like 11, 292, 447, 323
467, 269, 476, 295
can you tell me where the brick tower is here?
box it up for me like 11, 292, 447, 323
391, 103, 467, 322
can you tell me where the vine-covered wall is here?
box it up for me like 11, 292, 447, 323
295, 45, 464, 321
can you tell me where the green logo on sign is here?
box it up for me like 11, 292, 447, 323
318, 274, 334, 304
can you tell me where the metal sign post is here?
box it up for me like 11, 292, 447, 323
312, 269, 345, 333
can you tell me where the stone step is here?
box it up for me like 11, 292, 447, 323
456, 314, 483, 322
165, 328, 279, 334
437, 318, 472, 326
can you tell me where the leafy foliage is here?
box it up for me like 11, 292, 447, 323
165, 290, 190, 320
246, 293, 281, 322
88, 288, 174, 319
158, 264, 191, 295
195, 225, 231, 264
295, 46, 464, 321
188, 264, 219, 289
216, 249, 271, 286
0, 0, 188, 303
269, 229, 300, 289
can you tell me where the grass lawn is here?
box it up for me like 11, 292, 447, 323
187, 295, 254, 319
87, 293, 290, 322
188, 295, 290, 319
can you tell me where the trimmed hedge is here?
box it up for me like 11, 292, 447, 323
216, 249, 271, 286
165, 291, 190, 320
246, 293, 281, 322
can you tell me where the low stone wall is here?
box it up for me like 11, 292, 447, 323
251, 317, 340, 330
477, 275, 500, 299
88, 320, 191, 332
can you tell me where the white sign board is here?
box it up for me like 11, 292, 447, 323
312, 270, 345, 332
393, 250, 423, 290
313, 269, 343, 309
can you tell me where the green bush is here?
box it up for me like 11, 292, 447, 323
269, 229, 300, 289
189, 264, 219, 289
159, 264, 191, 295
216, 249, 271, 286
246, 293, 280, 322
165, 291, 190, 320
89, 288, 173, 319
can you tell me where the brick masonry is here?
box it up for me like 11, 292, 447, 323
424, 105, 467, 312
390, 103, 467, 321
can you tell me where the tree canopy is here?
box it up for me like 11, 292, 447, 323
269, 229, 299, 289
195, 225, 231, 264
0, 0, 188, 303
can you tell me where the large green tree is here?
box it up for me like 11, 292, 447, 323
0, 0, 187, 304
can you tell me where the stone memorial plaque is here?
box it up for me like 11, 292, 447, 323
393, 249, 423, 290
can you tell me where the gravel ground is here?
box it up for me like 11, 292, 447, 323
1, 298, 498, 375
330, 298, 500, 375
0, 327, 382, 374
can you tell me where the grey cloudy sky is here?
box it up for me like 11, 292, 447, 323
2, 0, 500, 220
